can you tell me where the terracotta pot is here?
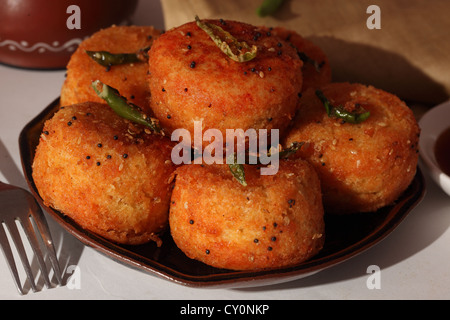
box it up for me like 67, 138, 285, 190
0, 0, 138, 69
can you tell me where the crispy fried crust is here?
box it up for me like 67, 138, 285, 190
61, 25, 161, 113
148, 19, 303, 145
269, 27, 332, 91
284, 82, 420, 213
32, 102, 177, 245
169, 160, 325, 270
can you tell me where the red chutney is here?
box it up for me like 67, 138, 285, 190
435, 127, 450, 176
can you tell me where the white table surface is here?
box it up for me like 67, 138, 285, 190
1, 1, 449, 301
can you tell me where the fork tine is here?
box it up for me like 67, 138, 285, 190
0, 222, 24, 295
28, 205, 63, 286
20, 215, 53, 289
3, 216, 38, 293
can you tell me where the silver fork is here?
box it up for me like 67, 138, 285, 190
0, 181, 62, 294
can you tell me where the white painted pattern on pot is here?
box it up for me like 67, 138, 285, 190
0, 38, 86, 53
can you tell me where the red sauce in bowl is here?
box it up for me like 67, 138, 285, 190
435, 127, 450, 176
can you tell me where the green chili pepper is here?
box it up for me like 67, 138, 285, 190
86, 46, 150, 67
276, 141, 305, 158
315, 90, 370, 124
227, 153, 247, 186
195, 15, 257, 62
91, 80, 162, 133
256, 0, 285, 17
226, 141, 303, 186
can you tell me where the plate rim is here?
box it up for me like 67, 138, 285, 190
18, 97, 426, 288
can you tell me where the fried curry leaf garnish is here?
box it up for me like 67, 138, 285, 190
315, 90, 370, 124
227, 153, 248, 187
86, 46, 150, 67
91, 80, 162, 134
195, 15, 257, 62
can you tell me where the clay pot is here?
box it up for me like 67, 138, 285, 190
0, 0, 138, 69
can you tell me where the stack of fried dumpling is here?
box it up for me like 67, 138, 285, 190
32, 17, 419, 271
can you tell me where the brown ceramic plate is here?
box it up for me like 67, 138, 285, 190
19, 98, 426, 288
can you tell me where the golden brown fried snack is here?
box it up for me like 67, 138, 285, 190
148, 19, 303, 146
61, 25, 161, 113
284, 82, 420, 214
169, 160, 325, 271
32, 102, 177, 245
269, 27, 332, 91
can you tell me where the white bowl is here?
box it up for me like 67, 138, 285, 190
419, 100, 450, 196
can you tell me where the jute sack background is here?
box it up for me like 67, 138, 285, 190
160, 0, 450, 108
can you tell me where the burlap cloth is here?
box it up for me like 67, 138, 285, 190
160, 0, 450, 111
